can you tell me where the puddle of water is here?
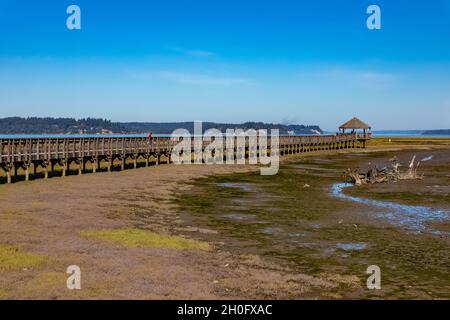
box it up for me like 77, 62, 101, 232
216, 182, 255, 192
288, 232, 306, 237
289, 164, 336, 172
311, 158, 334, 163
336, 242, 367, 251
331, 183, 450, 234
344, 153, 369, 158
222, 213, 256, 221
261, 227, 284, 236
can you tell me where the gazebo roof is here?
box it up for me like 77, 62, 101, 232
339, 117, 371, 129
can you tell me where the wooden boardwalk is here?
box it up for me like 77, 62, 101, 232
0, 133, 370, 184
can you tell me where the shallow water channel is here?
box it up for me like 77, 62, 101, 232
331, 183, 450, 235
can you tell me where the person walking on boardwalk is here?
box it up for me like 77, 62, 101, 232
147, 132, 153, 146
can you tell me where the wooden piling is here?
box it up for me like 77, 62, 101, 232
6, 166, 12, 184
25, 166, 29, 181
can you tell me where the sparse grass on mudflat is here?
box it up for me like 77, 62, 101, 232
369, 137, 450, 149
80, 228, 211, 251
0, 244, 47, 271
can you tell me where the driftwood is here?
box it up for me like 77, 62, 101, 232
344, 155, 424, 185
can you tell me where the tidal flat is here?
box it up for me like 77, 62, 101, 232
0, 138, 448, 299
175, 147, 450, 299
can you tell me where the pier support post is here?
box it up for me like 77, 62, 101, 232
92, 158, 97, 173
133, 155, 137, 169
6, 165, 12, 184
121, 157, 125, 171
24, 163, 30, 181
44, 164, 49, 180
62, 161, 67, 177
78, 159, 83, 176
145, 156, 149, 167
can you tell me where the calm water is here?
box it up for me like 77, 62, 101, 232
372, 133, 450, 138
372, 130, 450, 138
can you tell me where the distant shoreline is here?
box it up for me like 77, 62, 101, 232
0, 117, 322, 136
421, 129, 450, 135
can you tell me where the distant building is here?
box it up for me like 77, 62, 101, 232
101, 128, 113, 134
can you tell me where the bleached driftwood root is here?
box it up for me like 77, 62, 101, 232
344, 155, 424, 185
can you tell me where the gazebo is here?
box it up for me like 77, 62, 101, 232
339, 117, 371, 136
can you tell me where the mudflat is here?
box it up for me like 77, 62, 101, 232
0, 138, 449, 299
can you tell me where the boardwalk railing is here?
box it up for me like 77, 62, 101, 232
0, 133, 370, 183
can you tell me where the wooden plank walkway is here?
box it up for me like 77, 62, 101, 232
0, 133, 370, 184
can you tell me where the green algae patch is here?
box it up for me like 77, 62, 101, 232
0, 244, 47, 271
80, 228, 211, 251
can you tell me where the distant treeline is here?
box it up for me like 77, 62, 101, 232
0, 117, 120, 134
0, 117, 322, 135
422, 129, 450, 135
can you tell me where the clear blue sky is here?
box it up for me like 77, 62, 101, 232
0, 0, 449, 131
